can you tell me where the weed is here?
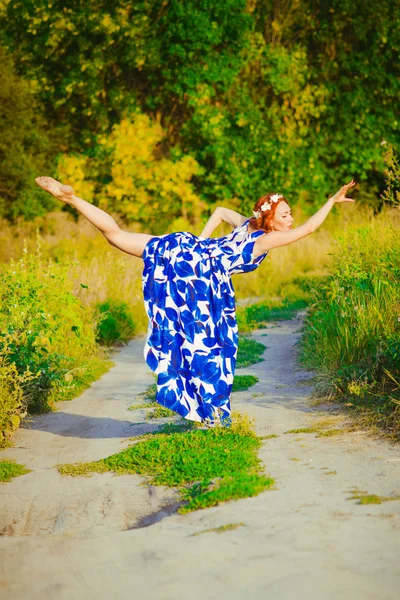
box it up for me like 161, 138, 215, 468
0, 459, 31, 482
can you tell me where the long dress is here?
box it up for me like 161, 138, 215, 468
141, 218, 268, 425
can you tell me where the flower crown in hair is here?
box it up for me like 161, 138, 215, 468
252, 194, 282, 218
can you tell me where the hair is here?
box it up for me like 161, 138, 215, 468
248, 193, 289, 233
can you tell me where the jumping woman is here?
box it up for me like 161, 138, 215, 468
35, 176, 356, 426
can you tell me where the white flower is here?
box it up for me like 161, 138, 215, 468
261, 202, 271, 211
252, 210, 261, 218
270, 193, 282, 203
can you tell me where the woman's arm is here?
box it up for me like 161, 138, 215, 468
200, 207, 248, 237
258, 180, 356, 252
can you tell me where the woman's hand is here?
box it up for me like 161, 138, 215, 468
331, 180, 356, 204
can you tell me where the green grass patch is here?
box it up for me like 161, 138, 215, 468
316, 429, 344, 437
347, 492, 400, 505
146, 406, 176, 419
57, 413, 274, 513
236, 336, 266, 368
260, 434, 279, 440
0, 459, 31, 482
128, 402, 154, 411
284, 427, 316, 435
241, 298, 308, 330
232, 374, 259, 392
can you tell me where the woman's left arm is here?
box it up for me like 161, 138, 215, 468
200, 207, 247, 237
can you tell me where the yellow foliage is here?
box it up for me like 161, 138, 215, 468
100, 113, 206, 232
56, 154, 95, 200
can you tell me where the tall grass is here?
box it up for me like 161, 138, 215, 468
299, 208, 400, 439
0, 232, 112, 445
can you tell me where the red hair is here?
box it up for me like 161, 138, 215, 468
248, 193, 289, 233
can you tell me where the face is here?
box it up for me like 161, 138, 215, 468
271, 201, 293, 231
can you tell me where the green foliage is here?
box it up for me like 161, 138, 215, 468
232, 375, 259, 392
58, 411, 274, 513
95, 298, 136, 346
239, 297, 309, 331
236, 336, 266, 367
0, 45, 56, 220
146, 406, 176, 420
0, 232, 110, 416
180, 472, 274, 513
0, 356, 36, 447
1, 0, 398, 225
299, 217, 400, 438
381, 143, 400, 207
0, 459, 31, 482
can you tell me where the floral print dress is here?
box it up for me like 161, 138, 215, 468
141, 219, 268, 425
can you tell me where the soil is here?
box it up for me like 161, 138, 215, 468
1, 313, 399, 600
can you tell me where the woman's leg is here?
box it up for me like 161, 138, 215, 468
35, 177, 154, 257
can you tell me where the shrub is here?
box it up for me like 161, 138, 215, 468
95, 298, 136, 346
299, 219, 400, 438
0, 356, 36, 447
0, 232, 109, 416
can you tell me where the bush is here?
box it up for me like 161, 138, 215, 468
0, 232, 109, 417
299, 219, 400, 438
0, 356, 36, 447
95, 298, 136, 346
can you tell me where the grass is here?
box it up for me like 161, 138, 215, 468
298, 213, 400, 441
128, 402, 154, 410
146, 406, 176, 419
242, 298, 309, 329
57, 412, 274, 514
236, 337, 266, 367
232, 375, 259, 392
347, 491, 400, 505
0, 459, 31, 482
283, 415, 352, 438
191, 522, 244, 536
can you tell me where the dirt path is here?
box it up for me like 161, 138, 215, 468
1, 314, 399, 599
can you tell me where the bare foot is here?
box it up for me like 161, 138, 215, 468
34, 176, 75, 204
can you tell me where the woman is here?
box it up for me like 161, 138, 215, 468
35, 176, 356, 426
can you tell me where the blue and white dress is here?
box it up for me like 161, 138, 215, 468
141, 219, 268, 425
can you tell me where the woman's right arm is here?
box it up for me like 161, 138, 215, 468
258, 180, 356, 251
200, 207, 247, 237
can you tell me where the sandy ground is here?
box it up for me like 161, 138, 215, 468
1, 313, 399, 600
